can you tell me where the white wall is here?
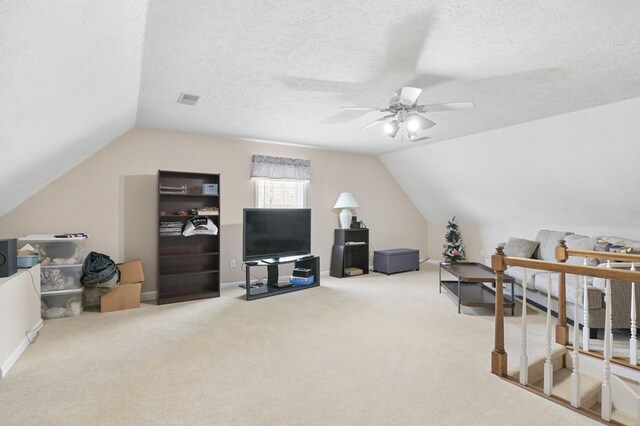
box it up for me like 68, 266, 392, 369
0, 128, 428, 294
0, 266, 41, 378
380, 97, 640, 261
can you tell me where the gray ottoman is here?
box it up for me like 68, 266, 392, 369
373, 248, 420, 275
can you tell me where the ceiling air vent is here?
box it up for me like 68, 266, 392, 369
177, 93, 200, 106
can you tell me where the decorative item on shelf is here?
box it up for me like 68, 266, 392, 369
196, 207, 219, 216
202, 183, 219, 195
159, 184, 187, 194
16, 243, 39, 268
182, 216, 219, 237
344, 267, 363, 276
442, 216, 466, 263
333, 192, 359, 229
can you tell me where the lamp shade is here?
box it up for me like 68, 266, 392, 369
333, 192, 359, 210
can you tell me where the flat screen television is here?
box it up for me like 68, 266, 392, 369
243, 208, 311, 261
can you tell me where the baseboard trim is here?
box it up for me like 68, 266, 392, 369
141, 291, 157, 302
1, 318, 43, 378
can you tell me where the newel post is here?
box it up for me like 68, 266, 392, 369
492, 246, 508, 376
555, 240, 569, 345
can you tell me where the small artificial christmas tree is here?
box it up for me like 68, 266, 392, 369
442, 216, 466, 263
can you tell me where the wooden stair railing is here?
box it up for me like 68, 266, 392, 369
492, 243, 640, 423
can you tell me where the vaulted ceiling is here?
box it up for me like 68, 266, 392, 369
2, 0, 640, 217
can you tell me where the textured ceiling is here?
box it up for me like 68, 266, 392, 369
2, 1, 640, 218
138, 0, 640, 155
0, 0, 148, 217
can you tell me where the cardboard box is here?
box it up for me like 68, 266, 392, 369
99, 259, 144, 313
100, 282, 142, 312
117, 259, 145, 284
345, 267, 363, 276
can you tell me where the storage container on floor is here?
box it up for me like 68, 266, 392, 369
41, 288, 84, 319
19, 234, 87, 265
40, 264, 83, 292
373, 248, 420, 275
17, 255, 39, 268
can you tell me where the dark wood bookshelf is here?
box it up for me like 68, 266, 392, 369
157, 170, 221, 305
158, 193, 220, 198
159, 251, 219, 259
159, 268, 220, 277
159, 214, 220, 218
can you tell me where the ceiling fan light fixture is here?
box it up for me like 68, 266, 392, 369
384, 120, 399, 138
406, 117, 420, 132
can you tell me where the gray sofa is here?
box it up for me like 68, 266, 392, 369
502, 230, 640, 335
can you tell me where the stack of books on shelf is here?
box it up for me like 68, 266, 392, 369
196, 207, 219, 215
159, 221, 183, 236
159, 184, 187, 194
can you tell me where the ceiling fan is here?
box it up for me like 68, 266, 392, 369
340, 87, 474, 142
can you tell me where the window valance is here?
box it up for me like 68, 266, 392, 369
250, 155, 310, 181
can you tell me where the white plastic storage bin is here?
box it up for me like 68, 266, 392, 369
41, 288, 84, 319
19, 234, 87, 265
41, 264, 83, 292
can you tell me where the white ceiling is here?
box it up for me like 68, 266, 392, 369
0, 0, 148, 217
2, 1, 640, 217
138, 0, 640, 155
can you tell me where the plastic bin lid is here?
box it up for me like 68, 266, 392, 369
41, 264, 83, 269
374, 248, 418, 256
20, 234, 88, 241
41, 288, 84, 296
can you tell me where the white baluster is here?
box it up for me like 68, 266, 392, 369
631, 262, 637, 366
583, 258, 591, 351
602, 262, 612, 421
520, 268, 529, 385
571, 273, 581, 407
608, 260, 613, 357
544, 271, 554, 396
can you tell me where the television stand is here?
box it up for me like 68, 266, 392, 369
244, 256, 320, 301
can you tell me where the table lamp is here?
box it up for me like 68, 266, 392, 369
333, 192, 359, 229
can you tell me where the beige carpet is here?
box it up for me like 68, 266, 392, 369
0, 266, 597, 425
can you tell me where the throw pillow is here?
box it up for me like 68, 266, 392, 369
503, 237, 539, 259
535, 230, 574, 261
565, 234, 598, 266
595, 238, 633, 253
594, 238, 634, 263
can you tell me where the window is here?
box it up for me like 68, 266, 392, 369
255, 178, 306, 208
250, 155, 310, 208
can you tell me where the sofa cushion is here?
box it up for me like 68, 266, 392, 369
503, 237, 539, 259
506, 266, 544, 290
565, 234, 598, 266
534, 273, 602, 309
535, 230, 574, 261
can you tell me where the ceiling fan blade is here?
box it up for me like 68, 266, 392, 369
417, 101, 475, 112
409, 136, 431, 142
398, 87, 422, 106
340, 106, 386, 111
359, 114, 396, 130
406, 113, 436, 130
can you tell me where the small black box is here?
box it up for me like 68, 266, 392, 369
292, 267, 312, 278
0, 238, 17, 278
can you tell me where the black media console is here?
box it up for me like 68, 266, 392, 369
244, 256, 320, 301
330, 229, 369, 278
